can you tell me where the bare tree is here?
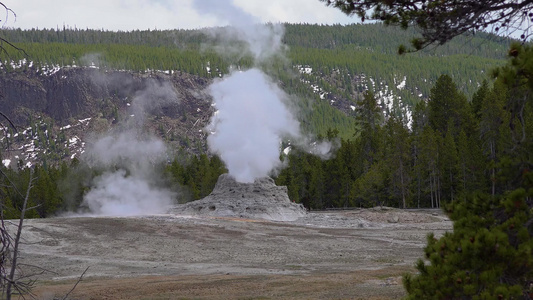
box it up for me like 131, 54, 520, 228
0, 107, 20, 299
3, 170, 38, 299
0, 3, 39, 298
0, 3, 90, 299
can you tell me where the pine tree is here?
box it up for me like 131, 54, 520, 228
456, 130, 486, 197
404, 41, 533, 300
428, 74, 472, 137
479, 81, 512, 196
439, 121, 459, 203
417, 126, 440, 208
403, 183, 533, 299
382, 116, 411, 208
471, 80, 489, 121
411, 100, 430, 208
307, 156, 326, 209
355, 90, 383, 172
351, 160, 387, 207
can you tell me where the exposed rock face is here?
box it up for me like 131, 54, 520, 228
0, 67, 214, 165
0, 67, 210, 124
170, 174, 307, 221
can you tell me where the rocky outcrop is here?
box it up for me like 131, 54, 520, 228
0, 67, 211, 124
0, 67, 214, 165
169, 174, 307, 221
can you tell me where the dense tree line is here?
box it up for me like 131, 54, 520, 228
0, 42, 239, 78
164, 153, 227, 200
0, 24, 508, 98
277, 67, 531, 210
0, 23, 511, 58
284, 23, 511, 58
289, 45, 504, 104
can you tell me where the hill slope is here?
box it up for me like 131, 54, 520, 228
0, 23, 510, 167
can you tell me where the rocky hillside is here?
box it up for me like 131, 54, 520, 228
0, 67, 213, 168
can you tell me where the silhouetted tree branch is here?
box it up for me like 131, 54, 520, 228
0, 2, 26, 59
321, 0, 533, 53
62, 266, 90, 300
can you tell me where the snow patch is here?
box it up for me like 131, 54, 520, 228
2, 159, 11, 168
283, 146, 291, 155
396, 76, 406, 90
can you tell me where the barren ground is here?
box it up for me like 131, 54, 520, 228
10, 208, 452, 299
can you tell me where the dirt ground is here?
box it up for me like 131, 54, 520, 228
10, 208, 452, 299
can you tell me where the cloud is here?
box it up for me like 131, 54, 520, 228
6, 0, 210, 30
4, 0, 357, 31
234, 0, 356, 25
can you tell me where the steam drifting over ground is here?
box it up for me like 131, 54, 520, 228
78, 77, 179, 216
81, 132, 175, 216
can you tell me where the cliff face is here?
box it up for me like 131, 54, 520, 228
0, 67, 211, 123
0, 67, 214, 167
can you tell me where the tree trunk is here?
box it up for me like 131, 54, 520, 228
490, 141, 496, 197
6, 172, 33, 299
430, 175, 435, 208
400, 161, 406, 209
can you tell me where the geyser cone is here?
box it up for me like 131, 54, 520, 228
169, 174, 306, 221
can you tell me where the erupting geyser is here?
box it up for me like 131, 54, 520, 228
206, 68, 299, 183
170, 0, 336, 221
174, 67, 306, 220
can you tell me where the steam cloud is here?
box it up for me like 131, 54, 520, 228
195, 0, 334, 183
80, 78, 178, 216
207, 69, 299, 183
193, 0, 285, 62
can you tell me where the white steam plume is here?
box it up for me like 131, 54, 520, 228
207, 69, 299, 183
193, 0, 285, 62
79, 77, 178, 216
82, 134, 174, 216
84, 170, 172, 216
195, 0, 334, 183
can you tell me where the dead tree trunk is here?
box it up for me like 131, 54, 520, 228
6, 171, 35, 299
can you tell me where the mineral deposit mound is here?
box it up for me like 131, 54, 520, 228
169, 173, 307, 221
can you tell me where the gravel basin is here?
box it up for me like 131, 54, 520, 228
10, 207, 452, 299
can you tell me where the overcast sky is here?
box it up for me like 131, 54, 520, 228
2, 0, 359, 31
